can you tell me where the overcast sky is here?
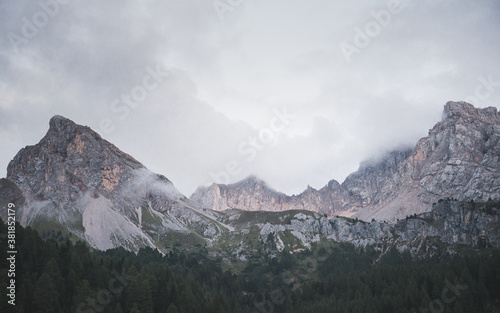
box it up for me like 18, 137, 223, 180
1, 0, 499, 196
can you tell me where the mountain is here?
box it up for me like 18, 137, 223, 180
190, 175, 349, 216
349, 101, 500, 221
1, 102, 500, 256
191, 101, 500, 221
236, 199, 500, 257
2, 115, 227, 251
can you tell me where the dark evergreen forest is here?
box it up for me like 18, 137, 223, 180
1, 220, 499, 313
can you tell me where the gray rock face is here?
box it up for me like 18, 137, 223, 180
355, 101, 500, 221
2, 105, 499, 256
0, 178, 25, 222
391, 201, 499, 249
3, 116, 218, 251
251, 200, 500, 257
191, 176, 290, 212
8, 115, 144, 206
191, 176, 351, 217
341, 149, 413, 211
191, 102, 500, 221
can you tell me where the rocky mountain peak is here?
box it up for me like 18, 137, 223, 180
324, 179, 341, 190
443, 101, 476, 118
3, 115, 189, 251
49, 114, 78, 132
7, 115, 146, 203
44, 115, 107, 154
442, 101, 499, 122
237, 175, 269, 188
353, 101, 500, 221
193, 102, 500, 222
3, 106, 500, 254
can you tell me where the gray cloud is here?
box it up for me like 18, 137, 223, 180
1, 0, 499, 196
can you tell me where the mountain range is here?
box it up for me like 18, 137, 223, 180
1, 101, 499, 256
191, 101, 500, 221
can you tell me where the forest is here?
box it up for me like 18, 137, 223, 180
1, 220, 499, 313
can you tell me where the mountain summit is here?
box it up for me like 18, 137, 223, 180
191, 102, 500, 221
351, 101, 500, 220
8, 115, 145, 205
3, 115, 217, 251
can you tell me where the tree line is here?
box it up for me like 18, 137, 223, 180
0, 220, 499, 312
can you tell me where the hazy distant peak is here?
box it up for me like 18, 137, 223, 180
193, 102, 500, 221
356, 148, 414, 170
237, 175, 267, 186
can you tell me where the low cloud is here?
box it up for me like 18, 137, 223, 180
1, 0, 499, 196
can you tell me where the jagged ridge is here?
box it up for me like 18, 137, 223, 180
191, 102, 500, 221
2, 101, 500, 255
3, 115, 222, 251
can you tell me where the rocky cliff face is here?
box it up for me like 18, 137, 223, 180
191, 176, 290, 212
353, 101, 500, 221
190, 176, 350, 216
0, 178, 25, 222
2, 103, 499, 255
191, 102, 500, 221
3, 116, 223, 251
257, 200, 500, 253
210, 199, 500, 261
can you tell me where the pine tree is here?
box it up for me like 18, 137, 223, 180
166, 303, 179, 313
125, 273, 154, 313
115, 303, 124, 313
45, 258, 65, 295
210, 292, 230, 313
33, 272, 60, 313
17, 273, 36, 313
73, 279, 94, 313
130, 303, 141, 313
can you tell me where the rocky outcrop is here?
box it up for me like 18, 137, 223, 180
191, 175, 350, 216
393, 200, 500, 250
191, 102, 500, 221
341, 149, 413, 210
7, 115, 148, 207
0, 178, 25, 222
251, 200, 500, 257
2, 115, 220, 251
353, 101, 500, 221
191, 176, 290, 212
